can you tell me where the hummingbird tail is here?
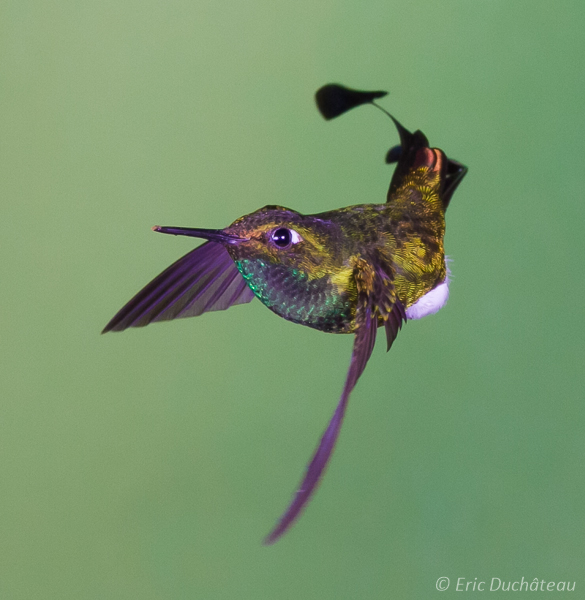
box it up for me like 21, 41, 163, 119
315, 84, 387, 120
314, 82, 467, 209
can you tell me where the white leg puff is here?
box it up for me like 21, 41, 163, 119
405, 278, 450, 320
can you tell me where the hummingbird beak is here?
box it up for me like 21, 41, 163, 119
152, 226, 247, 245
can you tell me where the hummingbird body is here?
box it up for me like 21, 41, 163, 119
103, 84, 467, 544
224, 144, 447, 335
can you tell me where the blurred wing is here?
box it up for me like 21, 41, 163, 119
441, 158, 468, 210
264, 302, 378, 545
102, 241, 254, 333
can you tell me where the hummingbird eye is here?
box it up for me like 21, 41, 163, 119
270, 228, 302, 248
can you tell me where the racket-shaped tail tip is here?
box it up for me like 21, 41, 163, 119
315, 84, 387, 120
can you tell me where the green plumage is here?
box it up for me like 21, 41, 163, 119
102, 83, 468, 544
225, 150, 448, 335
235, 257, 353, 332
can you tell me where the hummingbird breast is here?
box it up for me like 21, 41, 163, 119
234, 257, 356, 333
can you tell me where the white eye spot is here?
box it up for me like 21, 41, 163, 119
289, 229, 302, 244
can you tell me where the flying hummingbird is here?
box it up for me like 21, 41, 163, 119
102, 84, 467, 544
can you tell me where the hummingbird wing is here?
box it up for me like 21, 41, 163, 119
264, 258, 405, 544
102, 241, 254, 333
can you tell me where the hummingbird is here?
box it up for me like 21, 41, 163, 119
102, 84, 467, 544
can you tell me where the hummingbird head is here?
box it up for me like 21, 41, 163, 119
222, 205, 340, 267
154, 206, 354, 331
223, 205, 354, 330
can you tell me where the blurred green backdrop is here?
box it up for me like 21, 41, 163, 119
1, 1, 584, 598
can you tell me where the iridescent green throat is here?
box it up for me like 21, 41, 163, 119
235, 259, 353, 333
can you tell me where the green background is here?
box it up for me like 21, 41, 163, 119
2, 1, 584, 598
